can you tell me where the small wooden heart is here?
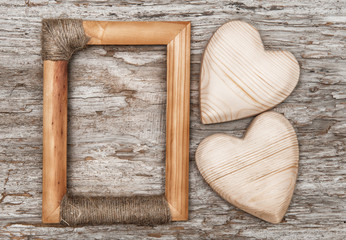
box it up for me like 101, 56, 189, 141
195, 111, 299, 223
200, 21, 300, 124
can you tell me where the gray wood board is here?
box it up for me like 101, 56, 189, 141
0, 0, 345, 239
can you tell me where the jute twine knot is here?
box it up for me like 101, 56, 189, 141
60, 195, 171, 226
41, 19, 89, 61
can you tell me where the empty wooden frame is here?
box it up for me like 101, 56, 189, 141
42, 21, 191, 223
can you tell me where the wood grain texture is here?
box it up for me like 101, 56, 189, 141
196, 111, 299, 224
83, 21, 190, 45
200, 21, 300, 124
165, 22, 190, 221
42, 61, 68, 223
0, 0, 345, 239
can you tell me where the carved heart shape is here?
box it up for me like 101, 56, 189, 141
195, 112, 299, 223
200, 21, 300, 124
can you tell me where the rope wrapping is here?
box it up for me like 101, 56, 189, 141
42, 19, 89, 61
60, 195, 171, 226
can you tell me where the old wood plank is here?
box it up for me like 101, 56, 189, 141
0, 0, 345, 239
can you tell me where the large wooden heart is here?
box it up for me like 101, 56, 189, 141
195, 112, 299, 223
200, 21, 300, 124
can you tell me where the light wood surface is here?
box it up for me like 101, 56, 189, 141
42, 61, 68, 223
200, 21, 300, 124
165, 23, 191, 221
83, 21, 190, 45
42, 21, 191, 223
1, 0, 346, 238
196, 111, 299, 223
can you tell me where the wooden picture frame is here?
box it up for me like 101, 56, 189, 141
42, 21, 191, 223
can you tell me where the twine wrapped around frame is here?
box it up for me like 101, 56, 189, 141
41, 19, 89, 61
60, 195, 171, 226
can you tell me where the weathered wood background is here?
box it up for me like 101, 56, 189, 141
0, 0, 345, 239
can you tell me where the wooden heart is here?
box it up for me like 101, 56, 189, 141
195, 112, 299, 223
200, 21, 300, 124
